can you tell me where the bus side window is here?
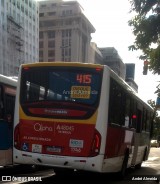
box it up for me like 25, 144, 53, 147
146, 111, 150, 132
0, 86, 4, 119
5, 94, 15, 123
108, 79, 122, 125
123, 94, 131, 127
142, 109, 149, 132
136, 108, 142, 133
130, 99, 137, 129
142, 108, 146, 131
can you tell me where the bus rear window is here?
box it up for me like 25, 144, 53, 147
20, 67, 102, 106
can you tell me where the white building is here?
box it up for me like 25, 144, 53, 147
0, 0, 39, 76
39, 0, 95, 63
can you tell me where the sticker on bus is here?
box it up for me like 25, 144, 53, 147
46, 146, 62, 153
70, 86, 91, 99
32, 144, 42, 153
22, 143, 29, 151
69, 139, 84, 148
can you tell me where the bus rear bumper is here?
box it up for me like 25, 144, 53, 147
13, 150, 104, 172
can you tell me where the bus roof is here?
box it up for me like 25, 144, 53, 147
21, 62, 103, 69
0, 74, 17, 88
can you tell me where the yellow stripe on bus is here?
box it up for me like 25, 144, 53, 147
21, 62, 104, 69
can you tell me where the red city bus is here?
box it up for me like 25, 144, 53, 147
13, 62, 154, 177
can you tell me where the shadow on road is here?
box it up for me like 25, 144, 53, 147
48, 166, 160, 184
126, 166, 160, 180
0, 164, 159, 184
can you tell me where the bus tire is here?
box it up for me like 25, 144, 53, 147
118, 150, 129, 179
142, 147, 148, 161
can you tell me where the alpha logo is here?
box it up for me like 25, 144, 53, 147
34, 123, 53, 132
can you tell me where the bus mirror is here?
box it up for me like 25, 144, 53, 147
156, 97, 160, 110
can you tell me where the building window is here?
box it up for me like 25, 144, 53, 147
29, 1, 32, 8
62, 10, 72, 16
61, 30, 71, 62
29, 11, 32, 19
41, 4, 46, 8
51, 3, 56, 7
33, 15, 35, 22
1, 0, 4, 7
13, 1, 15, 6
61, 47, 71, 62
48, 12, 56, 16
25, 9, 28, 16
25, 0, 28, 4
39, 51, 43, 57
39, 59, 43, 62
48, 31, 55, 38
48, 50, 55, 57
40, 20, 55, 27
48, 40, 55, 48
62, 29, 71, 37
65, 20, 72, 25
39, 32, 43, 39
62, 38, 71, 47
33, 3, 35, 10
17, 1, 20, 9
21, 5, 24, 12
39, 13, 44, 17
39, 41, 43, 48
48, 58, 55, 62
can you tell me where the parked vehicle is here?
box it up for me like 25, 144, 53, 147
150, 140, 158, 147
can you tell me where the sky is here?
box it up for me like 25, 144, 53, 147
72, 0, 159, 103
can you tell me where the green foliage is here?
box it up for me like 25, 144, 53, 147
129, 0, 158, 15
147, 99, 156, 108
155, 82, 160, 97
147, 99, 160, 138
128, 0, 160, 76
153, 116, 160, 139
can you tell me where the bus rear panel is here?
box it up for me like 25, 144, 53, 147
14, 63, 104, 171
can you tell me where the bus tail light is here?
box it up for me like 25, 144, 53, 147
89, 129, 101, 157
14, 124, 21, 150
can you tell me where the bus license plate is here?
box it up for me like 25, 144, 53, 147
32, 144, 42, 153
46, 146, 62, 153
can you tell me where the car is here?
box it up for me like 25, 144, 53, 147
150, 140, 159, 147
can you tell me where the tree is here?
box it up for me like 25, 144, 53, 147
147, 99, 160, 138
153, 116, 160, 139
128, 0, 160, 77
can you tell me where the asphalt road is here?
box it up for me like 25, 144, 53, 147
0, 148, 160, 184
